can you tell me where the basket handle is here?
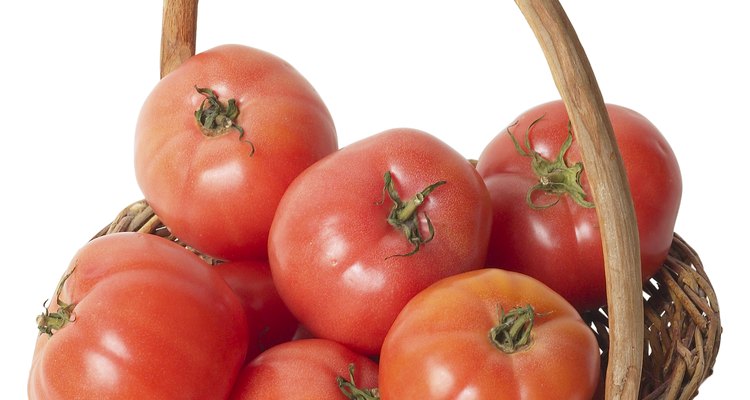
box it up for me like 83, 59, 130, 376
516, 1, 643, 399
160, 0, 198, 78
159, 1, 644, 398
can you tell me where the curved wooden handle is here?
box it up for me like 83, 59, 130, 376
515, 1, 643, 399
160, 0, 199, 78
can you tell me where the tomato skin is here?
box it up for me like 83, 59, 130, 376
378, 268, 600, 400
228, 338, 379, 400
28, 233, 249, 400
476, 100, 681, 310
134, 44, 338, 261
215, 259, 298, 362
268, 128, 492, 355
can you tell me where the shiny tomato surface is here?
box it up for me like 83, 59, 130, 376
269, 128, 492, 355
379, 268, 600, 400
229, 338, 379, 399
28, 233, 249, 399
476, 100, 681, 310
135, 44, 338, 261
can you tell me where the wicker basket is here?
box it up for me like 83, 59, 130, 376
94, 1, 720, 399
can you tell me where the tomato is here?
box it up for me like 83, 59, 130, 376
215, 259, 298, 362
228, 338, 379, 400
134, 44, 338, 261
28, 232, 249, 399
475, 100, 681, 310
268, 128, 492, 355
378, 268, 600, 400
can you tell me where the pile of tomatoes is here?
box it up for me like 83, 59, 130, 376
28, 44, 682, 399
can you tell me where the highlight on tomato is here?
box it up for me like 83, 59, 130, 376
475, 100, 682, 310
268, 128, 493, 355
28, 233, 249, 399
378, 268, 601, 400
134, 44, 338, 262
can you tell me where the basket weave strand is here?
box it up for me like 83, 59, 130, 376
583, 234, 720, 400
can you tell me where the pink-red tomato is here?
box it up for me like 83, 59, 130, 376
476, 100, 681, 310
134, 44, 338, 261
229, 338, 379, 400
379, 268, 600, 400
28, 233, 249, 399
215, 259, 298, 362
269, 128, 492, 355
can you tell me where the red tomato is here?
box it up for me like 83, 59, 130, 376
475, 100, 681, 310
215, 259, 298, 362
134, 44, 338, 261
269, 128, 492, 355
379, 268, 600, 400
28, 233, 249, 399
229, 338, 379, 400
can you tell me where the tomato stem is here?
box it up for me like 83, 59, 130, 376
194, 86, 255, 155
378, 171, 446, 259
36, 266, 77, 336
507, 115, 594, 209
489, 305, 536, 353
337, 363, 380, 400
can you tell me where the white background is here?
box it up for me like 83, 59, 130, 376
2, 1, 747, 398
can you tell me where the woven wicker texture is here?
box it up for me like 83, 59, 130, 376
584, 234, 721, 400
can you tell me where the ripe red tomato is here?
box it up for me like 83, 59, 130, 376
215, 259, 298, 362
379, 268, 601, 400
268, 128, 492, 355
28, 233, 249, 399
475, 100, 681, 310
228, 338, 379, 400
134, 44, 338, 261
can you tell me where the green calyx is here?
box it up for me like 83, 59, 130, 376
194, 86, 254, 155
337, 364, 380, 400
36, 267, 77, 337
507, 115, 594, 209
378, 171, 446, 259
489, 305, 537, 354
